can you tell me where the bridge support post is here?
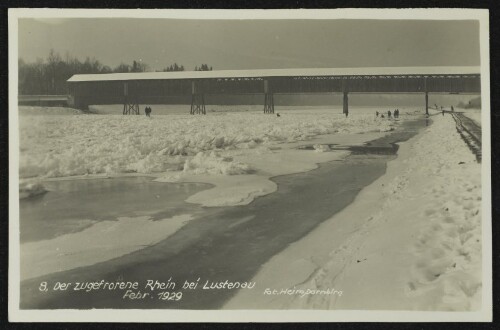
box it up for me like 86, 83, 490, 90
343, 92, 349, 117
425, 92, 429, 116
122, 82, 139, 115
264, 93, 274, 114
123, 102, 139, 115
190, 81, 206, 115
263, 79, 274, 114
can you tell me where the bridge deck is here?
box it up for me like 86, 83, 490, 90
66, 66, 482, 114
68, 66, 480, 82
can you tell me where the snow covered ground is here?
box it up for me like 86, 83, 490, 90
226, 114, 482, 311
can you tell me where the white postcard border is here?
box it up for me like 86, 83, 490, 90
8, 8, 492, 323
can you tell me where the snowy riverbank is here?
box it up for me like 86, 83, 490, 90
226, 114, 482, 311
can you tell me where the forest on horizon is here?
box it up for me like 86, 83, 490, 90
18, 49, 212, 95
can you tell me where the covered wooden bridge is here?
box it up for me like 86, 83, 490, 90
67, 66, 481, 115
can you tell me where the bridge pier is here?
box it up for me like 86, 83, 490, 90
343, 92, 349, 117
123, 101, 139, 115
190, 93, 206, 115
263, 79, 274, 114
425, 92, 429, 116
264, 93, 274, 114
122, 82, 139, 115
190, 81, 206, 115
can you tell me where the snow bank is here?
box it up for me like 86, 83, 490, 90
21, 214, 193, 280
226, 115, 482, 311
19, 111, 395, 179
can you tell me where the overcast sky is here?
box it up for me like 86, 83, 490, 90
18, 18, 480, 71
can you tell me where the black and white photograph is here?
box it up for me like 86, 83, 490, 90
8, 8, 491, 322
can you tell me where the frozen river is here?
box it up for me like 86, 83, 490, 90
19, 117, 429, 309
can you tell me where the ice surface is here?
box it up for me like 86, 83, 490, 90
21, 214, 193, 280
19, 108, 394, 179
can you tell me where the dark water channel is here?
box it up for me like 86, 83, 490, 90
19, 118, 429, 309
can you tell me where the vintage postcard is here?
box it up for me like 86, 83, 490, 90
8, 8, 491, 322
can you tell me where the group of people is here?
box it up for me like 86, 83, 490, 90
145, 106, 152, 117
375, 109, 400, 119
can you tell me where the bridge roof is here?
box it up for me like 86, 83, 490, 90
67, 66, 481, 83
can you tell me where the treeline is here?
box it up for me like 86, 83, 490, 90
162, 63, 212, 72
195, 64, 212, 71
19, 49, 213, 95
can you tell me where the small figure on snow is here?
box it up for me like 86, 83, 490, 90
145, 106, 152, 117
376, 111, 379, 117
387, 110, 392, 118
276, 113, 281, 117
